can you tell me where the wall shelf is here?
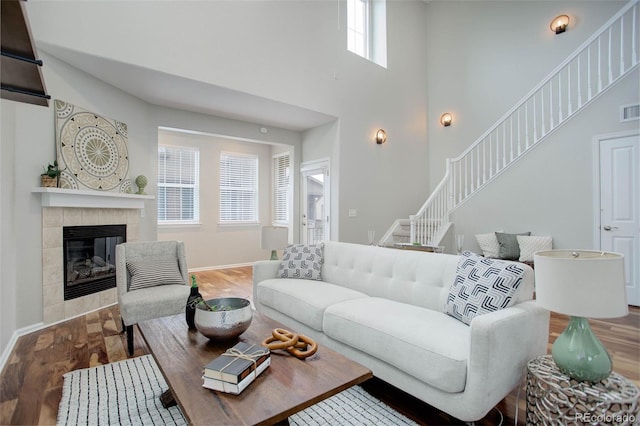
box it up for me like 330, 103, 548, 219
32, 187, 154, 209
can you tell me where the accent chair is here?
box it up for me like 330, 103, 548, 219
115, 240, 191, 355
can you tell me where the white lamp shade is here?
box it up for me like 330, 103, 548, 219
261, 226, 288, 250
534, 250, 628, 318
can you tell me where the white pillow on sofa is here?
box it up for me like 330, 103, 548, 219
474, 231, 503, 258
517, 235, 552, 262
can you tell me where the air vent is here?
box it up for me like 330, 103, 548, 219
621, 104, 640, 122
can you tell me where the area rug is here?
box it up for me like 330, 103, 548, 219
58, 355, 417, 426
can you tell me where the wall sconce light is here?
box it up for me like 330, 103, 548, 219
375, 129, 387, 144
440, 113, 452, 127
550, 15, 570, 34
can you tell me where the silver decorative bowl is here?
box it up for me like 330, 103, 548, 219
194, 297, 253, 339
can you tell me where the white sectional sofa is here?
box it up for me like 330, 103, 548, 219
252, 241, 549, 422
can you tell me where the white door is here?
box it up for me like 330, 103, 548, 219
301, 161, 330, 245
599, 134, 640, 306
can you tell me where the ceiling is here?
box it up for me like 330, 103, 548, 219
37, 42, 336, 132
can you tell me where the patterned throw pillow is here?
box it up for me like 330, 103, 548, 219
278, 243, 324, 280
127, 259, 185, 291
517, 235, 552, 262
444, 251, 526, 325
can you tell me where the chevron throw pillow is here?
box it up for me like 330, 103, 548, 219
278, 243, 324, 280
444, 251, 526, 325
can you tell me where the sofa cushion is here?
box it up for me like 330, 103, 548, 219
323, 297, 469, 393
278, 243, 324, 280
257, 278, 368, 331
444, 251, 526, 325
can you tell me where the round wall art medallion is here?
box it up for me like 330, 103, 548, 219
55, 100, 130, 192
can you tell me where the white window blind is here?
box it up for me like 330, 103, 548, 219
273, 153, 290, 225
219, 152, 258, 223
157, 146, 200, 223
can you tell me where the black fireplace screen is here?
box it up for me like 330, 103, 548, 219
63, 225, 126, 300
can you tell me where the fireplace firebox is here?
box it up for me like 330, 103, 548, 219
63, 225, 126, 300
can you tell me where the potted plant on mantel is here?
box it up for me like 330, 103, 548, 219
41, 160, 63, 188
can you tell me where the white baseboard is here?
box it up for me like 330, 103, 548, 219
0, 321, 44, 374
188, 262, 254, 273
0, 303, 118, 374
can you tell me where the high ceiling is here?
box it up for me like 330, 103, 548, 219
38, 42, 336, 132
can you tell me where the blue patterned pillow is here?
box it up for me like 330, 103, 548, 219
278, 243, 324, 280
444, 251, 525, 325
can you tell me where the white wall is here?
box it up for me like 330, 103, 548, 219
425, 0, 629, 184
25, 0, 432, 245
451, 70, 640, 252
423, 0, 638, 251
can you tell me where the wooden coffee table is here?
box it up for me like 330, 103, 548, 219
138, 312, 373, 425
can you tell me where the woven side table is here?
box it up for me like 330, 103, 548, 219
526, 355, 639, 425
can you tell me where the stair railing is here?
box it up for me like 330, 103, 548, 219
409, 0, 639, 246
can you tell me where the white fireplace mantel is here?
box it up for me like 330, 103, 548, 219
33, 187, 154, 209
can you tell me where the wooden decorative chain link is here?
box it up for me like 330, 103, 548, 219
261, 328, 318, 360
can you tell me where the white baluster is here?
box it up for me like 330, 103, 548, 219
541, 87, 546, 136
608, 27, 613, 83
517, 109, 522, 156
577, 53, 582, 108
533, 94, 538, 143
510, 115, 514, 162
549, 80, 554, 130
633, 5, 638, 65
558, 73, 563, 122
483, 138, 487, 183
598, 35, 603, 92
567, 62, 572, 116
502, 121, 507, 169
525, 102, 529, 150
620, 15, 625, 74
587, 44, 600, 102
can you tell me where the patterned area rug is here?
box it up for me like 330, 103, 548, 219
57, 355, 417, 426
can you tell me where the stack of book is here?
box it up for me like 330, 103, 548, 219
202, 342, 270, 395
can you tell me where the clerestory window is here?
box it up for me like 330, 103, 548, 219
347, 0, 387, 68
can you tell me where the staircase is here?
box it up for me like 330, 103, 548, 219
380, 0, 639, 249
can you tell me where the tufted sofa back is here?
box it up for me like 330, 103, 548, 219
321, 241, 460, 312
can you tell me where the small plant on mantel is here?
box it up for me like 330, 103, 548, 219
41, 160, 63, 188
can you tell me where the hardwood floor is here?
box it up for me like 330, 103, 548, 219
1, 266, 638, 425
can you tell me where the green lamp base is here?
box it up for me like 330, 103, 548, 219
552, 316, 612, 382
270, 250, 279, 260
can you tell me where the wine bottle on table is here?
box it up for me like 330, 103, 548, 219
186, 274, 202, 330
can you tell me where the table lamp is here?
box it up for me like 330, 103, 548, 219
261, 226, 288, 260
534, 250, 627, 382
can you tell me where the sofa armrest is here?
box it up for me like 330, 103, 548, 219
252, 260, 281, 307
463, 301, 549, 417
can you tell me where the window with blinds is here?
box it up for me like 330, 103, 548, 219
157, 146, 200, 224
273, 153, 290, 225
219, 152, 258, 223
